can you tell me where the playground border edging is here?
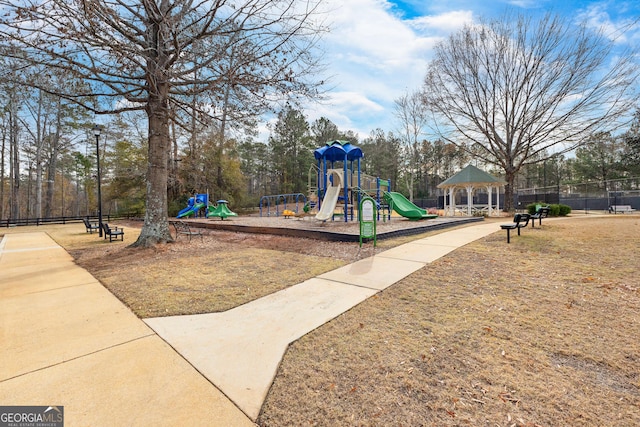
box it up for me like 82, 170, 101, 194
189, 216, 484, 242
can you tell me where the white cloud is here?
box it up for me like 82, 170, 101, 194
506, 0, 546, 8
304, 91, 385, 137
409, 10, 474, 32
578, 3, 627, 42
251, 0, 640, 145
324, 91, 385, 113
575, 2, 640, 44
324, 0, 426, 68
301, 0, 462, 138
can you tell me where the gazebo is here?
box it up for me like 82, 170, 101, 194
437, 164, 505, 216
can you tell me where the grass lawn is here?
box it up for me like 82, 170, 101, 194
258, 216, 640, 426
2, 215, 639, 425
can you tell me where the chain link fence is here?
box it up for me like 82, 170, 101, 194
516, 177, 640, 212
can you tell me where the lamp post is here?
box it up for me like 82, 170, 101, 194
93, 124, 103, 237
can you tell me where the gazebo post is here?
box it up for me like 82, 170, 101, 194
466, 185, 474, 216
445, 188, 449, 216
487, 185, 493, 217
451, 188, 456, 216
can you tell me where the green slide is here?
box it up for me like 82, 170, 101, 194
383, 192, 438, 221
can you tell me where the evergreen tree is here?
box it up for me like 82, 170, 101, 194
268, 105, 314, 194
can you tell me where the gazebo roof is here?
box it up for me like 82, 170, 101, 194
437, 164, 504, 188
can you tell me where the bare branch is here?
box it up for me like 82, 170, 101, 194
423, 11, 640, 210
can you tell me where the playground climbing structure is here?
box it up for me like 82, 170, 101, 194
313, 140, 392, 222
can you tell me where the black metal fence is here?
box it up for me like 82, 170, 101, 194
0, 213, 139, 228
330, 191, 636, 212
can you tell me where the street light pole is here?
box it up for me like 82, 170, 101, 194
93, 125, 103, 237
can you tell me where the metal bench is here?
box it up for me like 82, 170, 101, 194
530, 206, 550, 227
101, 223, 124, 242
500, 213, 531, 243
609, 205, 635, 214
83, 217, 100, 233
170, 220, 203, 242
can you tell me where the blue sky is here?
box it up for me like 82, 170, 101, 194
261, 0, 640, 142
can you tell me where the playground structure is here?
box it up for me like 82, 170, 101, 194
259, 193, 307, 217
177, 193, 237, 219
313, 140, 393, 222
258, 140, 439, 222
208, 200, 238, 220
383, 192, 438, 220
177, 194, 208, 218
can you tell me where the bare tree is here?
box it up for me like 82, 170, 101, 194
423, 12, 639, 211
394, 90, 428, 201
0, 0, 326, 245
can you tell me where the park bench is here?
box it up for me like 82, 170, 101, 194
101, 223, 124, 242
83, 217, 100, 234
170, 220, 203, 242
609, 205, 636, 214
500, 213, 531, 243
530, 206, 550, 227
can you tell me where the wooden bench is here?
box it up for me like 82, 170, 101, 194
609, 205, 636, 214
500, 213, 531, 243
530, 206, 550, 227
170, 220, 203, 242
83, 217, 100, 234
102, 223, 124, 242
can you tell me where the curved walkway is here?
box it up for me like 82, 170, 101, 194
1, 219, 520, 424
144, 221, 501, 420
0, 232, 254, 427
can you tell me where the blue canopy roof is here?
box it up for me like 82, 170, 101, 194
313, 140, 363, 162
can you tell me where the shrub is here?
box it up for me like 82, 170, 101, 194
526, 203, 543, 215
558, 204, 572, 216
526, 202, 571, 216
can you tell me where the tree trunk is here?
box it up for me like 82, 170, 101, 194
503, 169, 516, 212
0, 131, 5, 219
44, 102, 63, 218
44, 156, 57, 218
35, 156, 43, 218
34, 89, 45, 219
9, 99, 20, 220
132, 86, 173, 247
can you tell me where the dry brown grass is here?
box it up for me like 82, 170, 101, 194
88, 244, 347, 318
3, 216, 639, 425
258, 216, 640, 426
1, 221, 366, 317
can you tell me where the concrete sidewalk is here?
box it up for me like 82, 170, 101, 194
145, 221, 501, 420
1, 220, 504, 424
0, 232, 254, 427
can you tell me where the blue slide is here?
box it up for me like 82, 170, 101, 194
177, 194, 208, 218
177, 202, 204, 218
